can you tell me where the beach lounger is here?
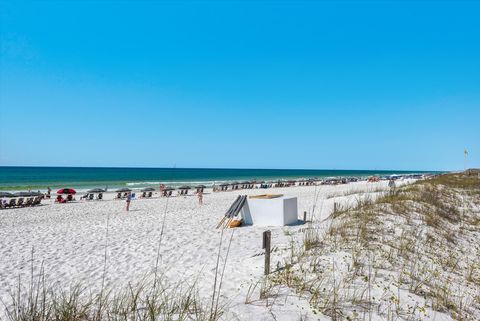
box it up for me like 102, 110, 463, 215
147, 191, 152, 197
97, 193, 103, 200
66, 195, 73, 202
16, 198, 24, 207
88, 193, 94, 200
33, 197, 41, 205
7, 199, 15, 208
141, 192, 146, 198
25, 198, 34, 206
7, 199, 16, 208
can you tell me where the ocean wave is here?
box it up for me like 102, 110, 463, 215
126, 181, 162, 186
126, 180, 219, 186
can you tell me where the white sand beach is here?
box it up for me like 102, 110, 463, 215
0, 180, 422, 320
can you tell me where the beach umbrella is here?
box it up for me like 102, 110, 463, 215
163, 187, 175, 191
141, 187, 155, 192
57, 188, 76, 195
115, 188, 131, 193
240, 181, 250, 184
0, 192, 15, 198
195, 185, 206, 188
87, 188, 105, 193
219, 183, 229, 186
178, 185, 191, 189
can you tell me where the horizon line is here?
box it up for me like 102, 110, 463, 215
0, 165, 444, 172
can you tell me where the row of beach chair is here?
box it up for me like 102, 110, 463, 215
115, 192, 133, 200
80, 193, 103, 201
1, 196, 42, 209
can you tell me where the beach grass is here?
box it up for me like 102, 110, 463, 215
256, 172, 480, 320
3, 269, 222, 321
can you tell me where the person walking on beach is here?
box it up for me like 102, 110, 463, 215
160, 184, 165, 193
125, 192, 132, 211
197, 190, 203, 205
388, 178, 396, 194
46, 186, 51, 199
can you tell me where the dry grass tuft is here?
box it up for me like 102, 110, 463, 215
260, 172, 480, 320
2, 270, 222, 321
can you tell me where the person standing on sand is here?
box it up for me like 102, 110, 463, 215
388, 178, 396, 194
197, 190, 203, 205
125, 192, 132, 211
46, 186, 51, 199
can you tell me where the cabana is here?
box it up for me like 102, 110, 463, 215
115, 188, 132, 199
252, 180, 264, 188
230, 182, 240, 190
298, 179, 307, 186
274, 180, 286, 188
140, 187, 155, 198
265, 181, 275, 188
219, 183, 229, 191
162, 187, 175, 197
178, 186, 190, 196
287, 180, 296, 187
82, 188, 105, 201
240, 181, 250, 189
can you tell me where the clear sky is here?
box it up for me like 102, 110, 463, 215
0, 0, 478, 171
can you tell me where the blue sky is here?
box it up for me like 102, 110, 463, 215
0, 0, 478, 171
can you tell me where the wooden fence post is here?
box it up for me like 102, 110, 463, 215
262, 230, 271, 275
303, 211, 307, 223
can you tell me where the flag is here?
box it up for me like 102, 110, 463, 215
464, 149, 468, 156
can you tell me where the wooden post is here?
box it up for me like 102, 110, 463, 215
262, 230, 271, 275
334, 202, 337, 213
303, 211, 307, 223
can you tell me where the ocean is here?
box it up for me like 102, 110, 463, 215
0, 166, 437, 192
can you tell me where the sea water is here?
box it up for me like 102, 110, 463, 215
0, 166, 436, 192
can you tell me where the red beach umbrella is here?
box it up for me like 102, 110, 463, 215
57, 188, 76, 195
